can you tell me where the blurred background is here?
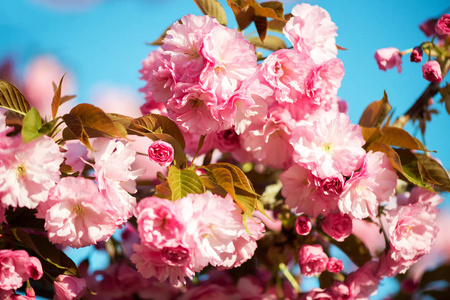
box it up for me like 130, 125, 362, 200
1, 0, 449, 299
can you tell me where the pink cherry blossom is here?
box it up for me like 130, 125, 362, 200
295, 215, 312, 236
53, 275, 87, 300
345, 260, 380, 299
257, 49, 313, 104
162, 14, 219, 83
0, 135, 63, 209
175, 193, 246, 271
90, 138, 142, 225
386, 203, 439, 262
199, 23, 257, 101
422, 60, 442, 82
241, 106, 296, 169
131, 243, 195, 285
339, 151, 398, 219
139, 47, 175, 104
135, 197, 185, 249
435, 14, 450, 36
305, 58, 344, 112
40, 177, 117, 248
0, 250, 42, 291
283, 3, 338, 64
326, 257, 344, 274
167, 83, 221, 135
290, 110, 366, 179
374, 47, 402, 73
148, 140, 174, 167
321, 213, 352, 242
298, 244, 328, 277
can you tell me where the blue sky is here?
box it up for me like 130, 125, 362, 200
1, 0, 449, 298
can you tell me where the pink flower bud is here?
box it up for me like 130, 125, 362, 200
419, 19, 437, 37
298, 244, 328, 277
321, 213, 352, 242
53, 275, 87, 300
435, 14, 450, 36
327, 257, 344, 273
410, 47, 423, 63
422, 61, 442, 83
27, 256, 43, 280
148, 140, 174, 167
374, 47, 402, 73
295, 215, 312, 236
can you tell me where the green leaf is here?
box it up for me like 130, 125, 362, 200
193, 0, 227, 26
21, 107, 43, 143
0, 80, 31, 115
328, 234, 372, 268
206, 162, 257, 195
394, 149, 432, 190
359, 91, 391, 127
167, 166, 204, 201
234, 186, 258, 216
415, 153, 450, 192
51, 74, 65, 120
248, 35, 287, 51
39, 118, 59, 135
12, 229, 79, 278
131, 114, 185, 149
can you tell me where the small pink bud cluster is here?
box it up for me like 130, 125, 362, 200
298, 244, 343, 277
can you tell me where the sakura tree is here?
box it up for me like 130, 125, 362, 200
0, 1, 450, 299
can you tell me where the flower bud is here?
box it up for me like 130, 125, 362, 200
422, 61, 442, 83
419, 19, 437, 37
327, 257, 344, 273
148, 140, 174, 167
410, 47, 423, 63
435, 14, 450, 36
298, 244, 328, 277
295, 215, 312, 236
321, 213, 352, 242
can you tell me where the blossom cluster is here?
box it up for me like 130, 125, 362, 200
0, 1, 448, 299
131, 194, 264, 285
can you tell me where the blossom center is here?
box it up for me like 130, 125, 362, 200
321, 142, 334, 154
16, 164, 26, 178
72, 204, 85, 216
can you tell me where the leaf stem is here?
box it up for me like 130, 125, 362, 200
279, 262, 301, 293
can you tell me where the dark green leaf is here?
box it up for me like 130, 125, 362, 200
0, 80, 31, 115
21, 107, 43, 143
394, 149, 432, 190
